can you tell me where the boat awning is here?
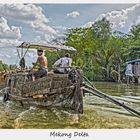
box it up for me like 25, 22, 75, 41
126, 59, 140, 63
17, 42, 77, 52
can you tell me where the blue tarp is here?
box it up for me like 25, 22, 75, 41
126, 59, 140, 63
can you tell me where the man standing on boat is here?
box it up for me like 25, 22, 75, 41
53, 53, 72, 74
30, 49, 48, 81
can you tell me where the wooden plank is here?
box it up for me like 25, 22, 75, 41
21, 76, 52, 95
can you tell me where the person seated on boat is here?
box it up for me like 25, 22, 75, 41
53, 53, 72, 74
125, 62, 134, 85
30, 49, 48, 81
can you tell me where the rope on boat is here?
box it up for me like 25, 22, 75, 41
82, 83, 140, 118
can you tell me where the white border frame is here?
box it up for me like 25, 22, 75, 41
0, 0, 140, 4
0, 1, 140, 140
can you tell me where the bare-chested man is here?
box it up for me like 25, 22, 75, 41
31, 49, 48, 81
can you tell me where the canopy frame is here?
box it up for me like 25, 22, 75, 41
17, 42, 77, 52
16, 42, 76, 69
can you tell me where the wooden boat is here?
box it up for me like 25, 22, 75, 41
0, 71, 7, 90
1, 42, 83, 114
0, 82, 5, 90
1, 42, 140, 117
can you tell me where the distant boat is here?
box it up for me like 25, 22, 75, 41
126, 59, 140, 63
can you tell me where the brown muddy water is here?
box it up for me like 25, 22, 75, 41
0, 82, 140, 129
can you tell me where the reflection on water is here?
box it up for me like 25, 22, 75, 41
0, 82, 140, 128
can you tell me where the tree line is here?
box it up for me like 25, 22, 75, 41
0, 60, 17, 71
1, 17, 140, 82
45, 17, 140, 82
63, 17, 140, 82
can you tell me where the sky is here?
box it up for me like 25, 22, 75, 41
0, 3, 140, 66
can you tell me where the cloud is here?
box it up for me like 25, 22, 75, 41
33, 25, 68, 44
67, 11, 80, 18
83, 21, 94, 28
96, 4, 140, 29
0, 17, 22, 48
0, 39, 22, 47
136, 16, 140, 24
0, 15, 22, 65
0, 4, 56, 35
0, 4, 64, 66
0, 47, 18, 64
0, 4, 57, 65
0, 17, 21, 39
0, 44, 37, 66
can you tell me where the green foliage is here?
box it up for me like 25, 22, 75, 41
64, 17, 140, 82
127, 23, 140, 59
45, 51, 60, 70
1, 18, 140, 82
129, 24, 140, 41
0, 60, 9, 71
93, 17, 112, 49
9, 64, 17, 70
0, 61, 18, 71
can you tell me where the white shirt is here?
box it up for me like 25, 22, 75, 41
53, 57, 72, 73
126, 63, 132, 71
125, 63, 133, 76
134, 62, 140, 76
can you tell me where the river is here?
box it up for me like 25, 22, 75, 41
0, 82, 140, 128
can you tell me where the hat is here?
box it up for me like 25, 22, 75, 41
65, 53, 70, 57
37, 49, 43, 53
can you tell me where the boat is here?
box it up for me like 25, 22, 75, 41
126, 59, 140, 63
0, 71, 7, 90
1, 42, 84, 114
1, 42, 140, 117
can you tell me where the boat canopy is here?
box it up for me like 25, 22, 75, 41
126, 59, 140, 63
17, 42, 77, 52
